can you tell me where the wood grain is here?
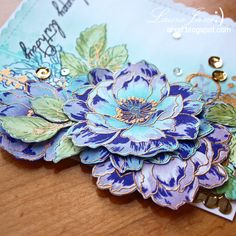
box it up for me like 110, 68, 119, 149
0, 1, 236, 235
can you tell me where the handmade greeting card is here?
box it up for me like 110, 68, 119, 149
0, 0, 235, 220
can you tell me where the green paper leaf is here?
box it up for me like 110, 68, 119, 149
98, 44, 128, 72
229, 135, 236, 166
215, 167, 236, 200
0, 117, 67, 143
54, 136, 82, 163
31, 97, 69, 123
60, 52, 89, 77
76, 24, 107, 62
205, 103, 236, 126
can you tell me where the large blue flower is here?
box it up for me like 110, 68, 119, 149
65, 61, 204, 157
79, 122, 230, 209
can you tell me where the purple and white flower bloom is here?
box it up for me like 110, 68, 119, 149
0, 82, 72, 161
0, 60, 231, 210
85, 123, 230, 209
65, 61, 204, 157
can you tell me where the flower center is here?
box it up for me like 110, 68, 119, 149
115, 97, 158, 124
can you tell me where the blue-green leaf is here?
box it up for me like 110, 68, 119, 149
60, 52, 89, 77
54, 136, 82, 163
0, 117, 67, 143
98, 44, 128, 72
76, 24, 107, 62
205, 103, 236, 126
31, 97, 69, 123
215, 166, 236, 200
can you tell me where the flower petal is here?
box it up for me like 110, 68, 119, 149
166, 114, 200, 140
93, 160, 136, 196
27, 81, 59, 98
87, 81, 117, 116
0, 104, 29, 117
121, 125, 165, 142
192, 139, 213, 176
152, 158, 194, 191
151, 118, 175, 131
0, 90, 30, 107
198, 165, 228, 189
115, 74, 152, 101
63, 99, 90, 122
146, 75, 170, 103
105, 134, 178, 157
155, 95, 183, 120
211, 143, 230, 163
44, 130, 67, 161
0, 133, 46, 161
176, 140, 199, 160
206, 124, 231, 144
148, 153, 173, 165
181, 100, 204, 115
86, 113, 127, 134
134, 163, 158, 198
198, 120, 214, 138
96, 171, 136, 195
92, 160, 115, 176
169, 83, 202, 101
89, 68, 113, 85
110, 154, 143, 173
151, 178, 199, 210
80, 147, 110, 164
71, 123, 118, 148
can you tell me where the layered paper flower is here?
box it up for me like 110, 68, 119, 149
0, 60, 231, 210
0, 81, 80, 162
65, 61, 204, 157
86, 123, 230, 209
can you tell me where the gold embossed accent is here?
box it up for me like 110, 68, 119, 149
186, 72, 222, 105
35, 67, 51, 80
0, 69, 28, 90
194, 189, 232, 215
219, 94, 236, 108
212, 70, 228, 82
115, 97, 158, 124
208, 56, 223, 69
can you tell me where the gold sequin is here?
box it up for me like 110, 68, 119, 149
194, 189, 232, 215
208, 56, 223, 69
218, 197, 232, 215
35, 67, 51, 80
212, 70, 228, 82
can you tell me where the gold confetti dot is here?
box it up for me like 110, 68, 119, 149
228, 83, 235, 88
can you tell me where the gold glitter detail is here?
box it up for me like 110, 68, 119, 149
0, 69, 28, 90
219, 94, 236, 108
186, 72, 221, 105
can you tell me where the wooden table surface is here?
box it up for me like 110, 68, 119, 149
0, 1, 236, 235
